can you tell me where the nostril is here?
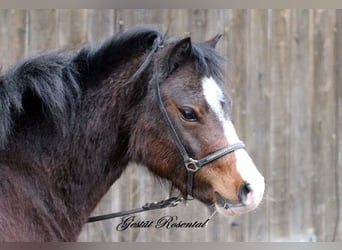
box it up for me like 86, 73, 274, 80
238, 182, 252, 204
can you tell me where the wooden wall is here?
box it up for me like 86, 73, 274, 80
0, 9, 341, 242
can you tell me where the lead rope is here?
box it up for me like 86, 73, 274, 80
87, 197, 184, 223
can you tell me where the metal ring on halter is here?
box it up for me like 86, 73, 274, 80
185, 158, 200, 172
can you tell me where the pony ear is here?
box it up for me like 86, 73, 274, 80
167, 37, 192, 74
204, 34, 223, 48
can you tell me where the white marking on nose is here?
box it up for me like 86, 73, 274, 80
202, 76, 265, 209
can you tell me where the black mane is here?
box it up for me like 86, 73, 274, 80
191, 42, 224, 82
0, 27, 223, 149
0, 52, 80, 148
0, 27, 162, 149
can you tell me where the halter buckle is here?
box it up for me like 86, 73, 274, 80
185, 158, 200, 172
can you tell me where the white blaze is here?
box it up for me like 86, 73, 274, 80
202, 76, 265, 212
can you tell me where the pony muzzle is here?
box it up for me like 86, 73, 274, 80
214, 192, 244, 209
214, 182, 251, 209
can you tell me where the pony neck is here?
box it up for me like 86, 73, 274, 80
1, 55, 148, 240
56, 59, 148, 234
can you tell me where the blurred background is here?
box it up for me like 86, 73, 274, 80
0, 9, 341, 242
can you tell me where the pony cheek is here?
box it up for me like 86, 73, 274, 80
187, 167, 230, 204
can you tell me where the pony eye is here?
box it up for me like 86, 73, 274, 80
179, 107, 199, 122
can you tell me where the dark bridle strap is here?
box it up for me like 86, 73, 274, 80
154, 63, 192, 164
197, 142, 246, 168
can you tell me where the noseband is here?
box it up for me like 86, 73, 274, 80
153, 63, 246, 198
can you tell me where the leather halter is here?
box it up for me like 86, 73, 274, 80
87, 39, 246, 223
153, 63, 246, 198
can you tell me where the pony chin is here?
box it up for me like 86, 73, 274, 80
215, 203, 258, 217
214, 192, 262, 217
